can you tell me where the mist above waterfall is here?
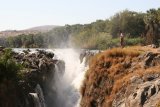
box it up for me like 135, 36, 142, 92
51, 48, 87, 107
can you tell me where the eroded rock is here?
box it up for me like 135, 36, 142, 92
0, 48, 65, 107
81, 50, 160, 107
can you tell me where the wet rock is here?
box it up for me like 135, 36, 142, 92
38, 58, 47, 72
79, 50, 86, 63
46, 52, 54, 58
79, 50, 95, 66
2, 48, 62, 107
23, 49, 30, 54
55, 60, 65, 75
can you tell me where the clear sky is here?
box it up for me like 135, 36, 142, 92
0, 0, 160, 31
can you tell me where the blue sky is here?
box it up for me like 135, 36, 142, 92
0, 0, 160, 31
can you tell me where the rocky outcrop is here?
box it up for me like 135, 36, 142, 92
0, 48, 65, 107
79, 50, 100, 66
113, 74, 160, 107
80, 48, 160, 107
138, 52, 160, 68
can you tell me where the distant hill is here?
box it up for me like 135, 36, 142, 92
26, 25, 58, 32
0, 25, 59, 38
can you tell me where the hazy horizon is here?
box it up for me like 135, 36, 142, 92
0, 0, 160, 31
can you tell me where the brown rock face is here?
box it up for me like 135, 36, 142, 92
112, 74, 160, 107
80, 48, 160, 107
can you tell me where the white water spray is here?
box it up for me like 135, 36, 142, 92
52, 48, 87, 107
13, 48, 87, 107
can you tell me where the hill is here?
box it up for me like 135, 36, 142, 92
26, 25, 58, 32
0, 25, 58, 38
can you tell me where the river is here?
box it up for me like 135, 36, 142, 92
14, 48, 88, 107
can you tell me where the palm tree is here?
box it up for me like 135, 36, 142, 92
144, 9, 160, 46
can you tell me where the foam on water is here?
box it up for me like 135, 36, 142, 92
52, 48, 87, 107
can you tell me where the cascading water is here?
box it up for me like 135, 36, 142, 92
29, 84, 46, 107
52, 48, 87, 107
13, 48, 88, 107
29, 93, 41, 107
35, 84, 46, 107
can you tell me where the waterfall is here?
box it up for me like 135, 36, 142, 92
14, 48, 88, 107
35, 84, 46, 107
52, 48, 88, 107
29, 93, 41, 107
29, 84, 46, 107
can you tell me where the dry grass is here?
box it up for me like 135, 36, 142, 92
104, 48, 140, 58
124, 45, 160, 53
80, 46, 160, 107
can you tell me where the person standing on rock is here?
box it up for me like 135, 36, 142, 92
120, 31, 124, 48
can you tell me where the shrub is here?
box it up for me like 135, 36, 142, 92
0, 48, 22, 82
125, 37, 144, 46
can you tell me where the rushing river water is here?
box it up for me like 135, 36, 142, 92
14, 48, 88, 107
52, 49, 87, 107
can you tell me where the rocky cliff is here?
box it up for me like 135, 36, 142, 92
80, 46, 160, 107
0, 47, 65, 107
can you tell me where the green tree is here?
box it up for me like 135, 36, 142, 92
110, 10, 145, 38
144, 8, 160, 46
0, 48, 22, 82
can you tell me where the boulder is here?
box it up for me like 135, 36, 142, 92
151, 44, 158, 48
79, 50, 95, 66
79, 50, 86, 63
125, 79, 160, 107
38, 58, 47, 72
139, 52, 160, 68
112, 73, 160, 107
23, 49, 30, 54
46, 52, 54, 58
